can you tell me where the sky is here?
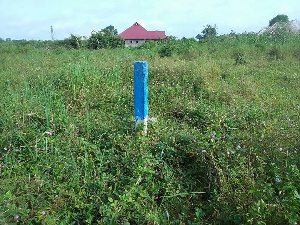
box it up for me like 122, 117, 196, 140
0, 0, 299, 40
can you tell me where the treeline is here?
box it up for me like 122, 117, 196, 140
0, 25, 124, 50
0, 34, 124, 50
1, 14, 298, 51
1, 27, 299, 54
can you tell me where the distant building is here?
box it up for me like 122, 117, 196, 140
81, 30, 98, 40
118, 22, 166, 47
258, 20, 300, 35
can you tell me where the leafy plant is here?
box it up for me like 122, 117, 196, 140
233, 51, 247, 65
269, 14, 289, 27
0, 32, 299, 224
268, 46, 284, 60
158, 44, 173, 57
87, 27, 124, 49
196, 24, 217, 40
63, 34, 84, 49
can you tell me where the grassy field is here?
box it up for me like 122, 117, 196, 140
0, 34, 299, 224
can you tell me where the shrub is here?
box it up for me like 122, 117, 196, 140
88, 32, 124, 49
63, 34, 84, 49
158, 45, 173, 57
294, 48, 300, 60
255, 43, 266, 52
137, 40, 159, 49
233, 52, 247, 65
268, 47, 284, 60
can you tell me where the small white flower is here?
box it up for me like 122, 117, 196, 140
45, 131, 53, 135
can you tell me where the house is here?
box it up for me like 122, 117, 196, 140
118, 22, 166, 47
258, 20, 300, 35
81, 30, 98, 40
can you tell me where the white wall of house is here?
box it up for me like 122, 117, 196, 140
125, 40, 145, 47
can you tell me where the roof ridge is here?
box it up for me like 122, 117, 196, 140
119, 22, 166, 40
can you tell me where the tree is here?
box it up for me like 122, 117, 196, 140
269, 14, 289, 27
196, 25, 217, 40
64, 34, 83, 49
88, 25, 124, 49
100, 25, 118, 36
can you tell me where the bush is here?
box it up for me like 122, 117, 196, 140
255, 43, 266, 52
137, 40, 159, 49
88, 32, 124, 49
233, 52, 247, 65
63, 34, 84, 49
268, 47, 284, 60
293, 48, 300, 60
158, 45, 173, 57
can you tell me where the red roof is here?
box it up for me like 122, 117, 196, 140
119, 22, 166, 40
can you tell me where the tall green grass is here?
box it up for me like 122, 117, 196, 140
0, 34, 299, 224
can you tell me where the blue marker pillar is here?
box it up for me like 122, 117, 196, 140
134, 61, 148, 130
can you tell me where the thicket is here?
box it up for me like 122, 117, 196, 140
0, 32, 299, 224
1, 28, 299, 52
0, 34, 123, 50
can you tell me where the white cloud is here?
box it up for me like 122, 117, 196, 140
150, 20, 166, 27
136, 20, 147, 28
1, 0, 300, 40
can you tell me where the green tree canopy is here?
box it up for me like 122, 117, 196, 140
88, 25, 123, 49
269, 14, 289, 27
100, 25, 118, 36
64, 34, 83, 49
196, 25, 217, 40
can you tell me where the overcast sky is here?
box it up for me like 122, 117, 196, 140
0, 0, 299, 40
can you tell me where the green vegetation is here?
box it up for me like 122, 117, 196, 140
88, 25, 124, 50
269, 14, 289, 27
196, 24, 217, 41
0, 32, 299, 224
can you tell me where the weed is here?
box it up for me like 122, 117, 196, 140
158, 45, 173, 57
0, 34, 299, 224
233, 51, 247, 65
268, 46, 284, 60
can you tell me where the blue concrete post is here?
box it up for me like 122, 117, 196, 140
134, 61, 148, 128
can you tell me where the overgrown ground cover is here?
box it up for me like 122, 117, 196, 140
0, 34, 299, 224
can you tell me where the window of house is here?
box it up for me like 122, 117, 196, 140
130, 41, 133, 43
136, 41, 138, 43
